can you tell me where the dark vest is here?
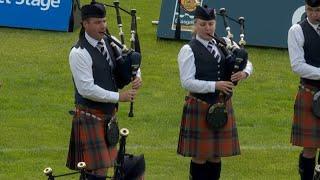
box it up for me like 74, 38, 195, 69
188, 39, 226, 104
299, 19, 320, 87
73, 37, 118, 114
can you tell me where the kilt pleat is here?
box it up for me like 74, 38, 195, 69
177, 96, 240, 158
291, 85, 320, 147
66, 110, 117, 170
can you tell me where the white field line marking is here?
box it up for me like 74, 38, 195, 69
0, 145, 300, 153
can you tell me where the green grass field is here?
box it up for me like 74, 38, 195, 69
0, 0, 303, 179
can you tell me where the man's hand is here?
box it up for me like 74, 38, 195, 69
119, 89, 137, 102
231, 71, 248, 82
131, 77, 142, 90
216, 81, 234, 95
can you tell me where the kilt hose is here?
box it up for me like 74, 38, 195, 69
177, 96, 240, 158
291, 84, 320, 147
66, 107, 117, 170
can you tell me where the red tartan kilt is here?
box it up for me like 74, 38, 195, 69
66, 108, 117, 170
177, 96, 240, 158
291, 85, 320, 147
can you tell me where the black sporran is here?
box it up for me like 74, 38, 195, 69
104, 116, 120, 147
312, 91, 320, 118
206, 103, 228, 129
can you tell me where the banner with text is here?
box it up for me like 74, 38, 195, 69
0, 0, 74, 31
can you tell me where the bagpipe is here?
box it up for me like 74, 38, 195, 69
204, 8, 248, 102
203, 8, 249, 129
210, 8, 248, 86
43, 128, 135, 180
99, 0, 141, 117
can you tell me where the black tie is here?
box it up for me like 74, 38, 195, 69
317, 24, 320, 35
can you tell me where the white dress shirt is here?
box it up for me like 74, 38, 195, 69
178, 35, 253, 93
288, 18, 320, 80
69, 33, 120, 103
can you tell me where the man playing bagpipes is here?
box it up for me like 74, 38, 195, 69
288, 0, 320, 179
177, 4, 253, 180
66, 1, 142, 179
